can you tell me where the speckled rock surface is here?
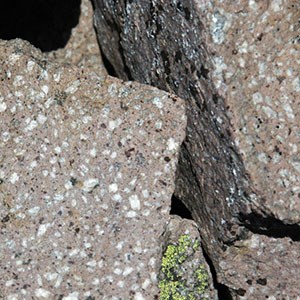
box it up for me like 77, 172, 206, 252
47, 0, 106, 76
0, 39, 186, 299
205, 0, 300, 224
92, 0, 300, 298
221, 234, 300, 299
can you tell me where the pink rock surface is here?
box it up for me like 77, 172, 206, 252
0, 39, 186, 299
221, 235, 300, 299
202, 0, 300, 224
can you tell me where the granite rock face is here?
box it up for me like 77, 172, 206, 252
0, 39, 186, 299
92, 0, 300, 298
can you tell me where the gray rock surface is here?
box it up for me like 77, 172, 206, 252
0, 38, 186, 299
92, 0, 300, 298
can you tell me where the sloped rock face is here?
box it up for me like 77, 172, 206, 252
92, 0, 300, 298
0, 39, 186, 299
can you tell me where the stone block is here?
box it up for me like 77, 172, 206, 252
0, 38, 186, 299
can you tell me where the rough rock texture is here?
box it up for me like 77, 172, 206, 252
92, 0, 300, 298
47, 0, 106, 76
0, 39, 186, 299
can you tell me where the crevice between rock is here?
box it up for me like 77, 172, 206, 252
238, 212, 300, 242
200, 237, 232, 300
170, 194, 193, 220
0, 0, 81, 52
100, 49, 118, 77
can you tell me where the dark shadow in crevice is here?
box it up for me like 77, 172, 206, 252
201, 243, 233, 300
239, 212, 300, 241
100, 49, 118, 77
170, 194, 193, 220
0, 0, 81, 52
96, 38, 133, 80
118, 44, 133, 80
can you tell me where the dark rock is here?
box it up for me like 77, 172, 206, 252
92, 0, 300, 297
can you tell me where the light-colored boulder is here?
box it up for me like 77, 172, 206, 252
0, 38, 186, 299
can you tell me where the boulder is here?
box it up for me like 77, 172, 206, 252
0, 38, 186, 299
92, 0, 300, 297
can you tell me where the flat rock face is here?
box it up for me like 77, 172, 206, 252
221, 234, 300, 299
0, 39, 186, 299
92, 0, 300, 297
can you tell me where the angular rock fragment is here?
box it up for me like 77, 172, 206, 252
0, 39, 186, 299
92, 0, 300, 297
159, 216, 217, 300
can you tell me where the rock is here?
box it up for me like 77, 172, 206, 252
0, 39, 186, 299
92, 0, 300, 297
159, 216, 217, 300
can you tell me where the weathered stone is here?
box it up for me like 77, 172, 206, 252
92, 0, 300, 297
0, 39, 186, 299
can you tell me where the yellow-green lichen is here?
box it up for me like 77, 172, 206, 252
195, 266, 210, 294
159, 234, 209, 300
